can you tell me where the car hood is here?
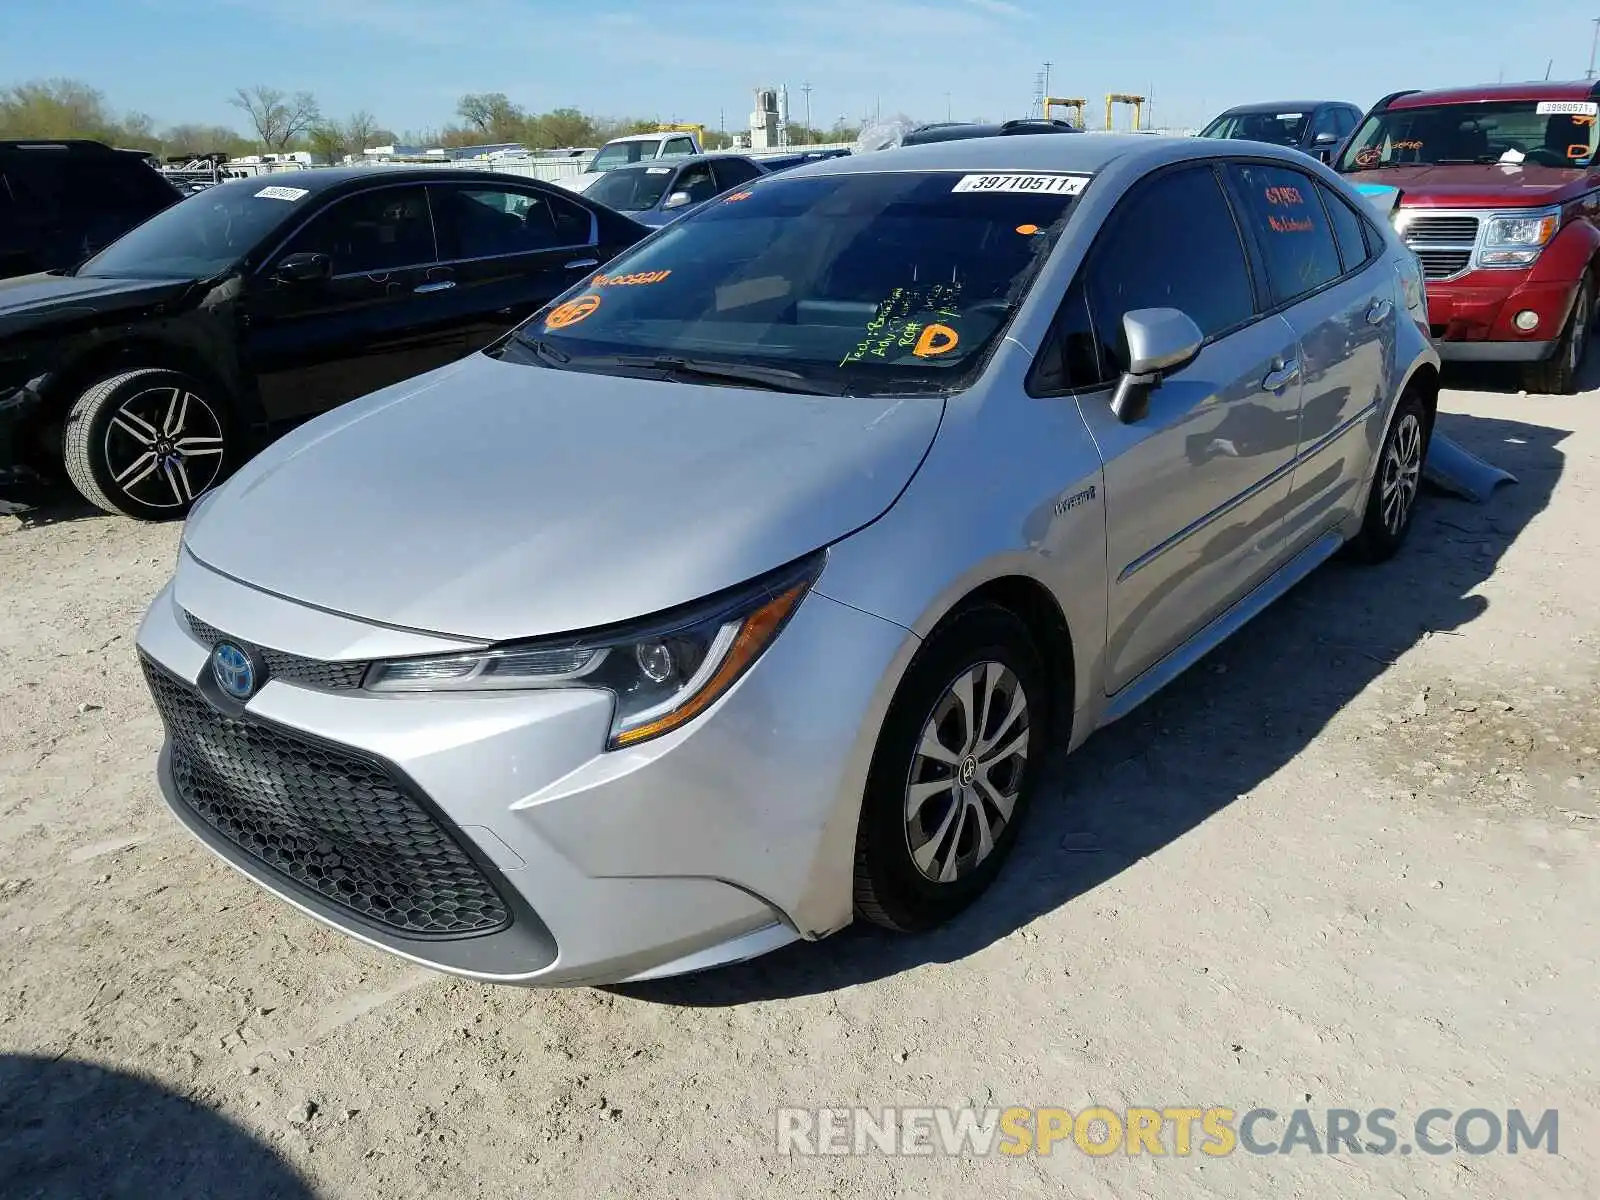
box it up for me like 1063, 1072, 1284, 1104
1343, 163, 1589, 207
557, 171, 603, 193
184, 352, 943, 642
0, 272, 196, 337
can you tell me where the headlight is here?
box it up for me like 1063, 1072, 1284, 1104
1478, 207, 1561, 268
363, 552, 823, 749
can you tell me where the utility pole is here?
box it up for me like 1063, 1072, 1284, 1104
1589, 18, 1600, 79
944, 92, 952, 122
1043, 60, 1052, 104
801, 82, 813, 143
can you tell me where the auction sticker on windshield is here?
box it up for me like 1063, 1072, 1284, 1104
951, 173, 1090, 195
255, 185, 310, 201
1537, 101, 1599, 115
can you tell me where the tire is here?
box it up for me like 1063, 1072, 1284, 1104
854, 606, 1051, 933
1522, 273, 1593, 396
62, 369, 235, 520
1347, 386, 1429, 564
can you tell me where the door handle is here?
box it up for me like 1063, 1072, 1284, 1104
564, 258, 600, 271
1366, 298, 1393, 325
414, 280, 456, 294
1262, 359, 1301, 392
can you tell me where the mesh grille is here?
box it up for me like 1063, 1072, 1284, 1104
1413, 248, 1473, 281
1402, 214, 1480, 244
142, 658, 511, 938
186, 612, 369, 691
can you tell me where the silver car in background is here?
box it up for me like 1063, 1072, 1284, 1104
136, 135, 1438, 986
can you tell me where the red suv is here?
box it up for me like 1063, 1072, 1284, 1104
1338, 81, 1600, 393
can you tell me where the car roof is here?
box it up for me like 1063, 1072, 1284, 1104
604, 154, 753, 173
781, 133, 1159, 178
1218, 101, 1344, 114
1391, 80, 1600, 109
606, 132, 678, 144
201, 165, 554, 195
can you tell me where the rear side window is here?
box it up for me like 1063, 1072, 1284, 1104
8, 152, 173, 219
1227, 163, 1342, 306
1085, 164, 1256, 375
1318, 183, 1374, 272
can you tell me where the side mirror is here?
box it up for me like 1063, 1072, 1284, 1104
1313, 130, 1340, 146
661, 190, 694, 210
273, 251, 331, 285
1110, 308, 1203, 423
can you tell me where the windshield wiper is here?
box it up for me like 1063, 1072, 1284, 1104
617, 356, 849, 396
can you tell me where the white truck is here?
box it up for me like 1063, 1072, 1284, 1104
557, 130, 703, 194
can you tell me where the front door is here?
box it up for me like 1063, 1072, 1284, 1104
424, 182, 606, 353
1067, 163, 1306, 693
245, 183, 465, 424
1225, 163, 1397, 549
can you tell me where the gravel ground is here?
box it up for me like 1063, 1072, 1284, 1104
1, 371, 1597, 1199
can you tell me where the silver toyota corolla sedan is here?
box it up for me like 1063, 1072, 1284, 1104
136, 135, 1438, 986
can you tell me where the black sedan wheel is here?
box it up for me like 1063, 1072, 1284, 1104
63, 369, 234, 520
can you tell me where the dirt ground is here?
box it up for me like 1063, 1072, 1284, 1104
1, 369, 1597, 1199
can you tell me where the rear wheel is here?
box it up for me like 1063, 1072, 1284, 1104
62, 369, 234, 520
854, 606, 1050, 932
1522, 273, 1593, 396
1348, 386, 1429, 563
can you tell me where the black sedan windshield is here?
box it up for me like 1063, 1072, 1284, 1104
585, 166, 677, 212
77, 178, 307, 279
1338, 100, 1600, 170
1198, 110, 1311, 146
515, 170, 1087, 395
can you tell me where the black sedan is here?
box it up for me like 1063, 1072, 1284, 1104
581, 154, 768, 226
1196, 100, 1364, 163
0, 167, 647, 518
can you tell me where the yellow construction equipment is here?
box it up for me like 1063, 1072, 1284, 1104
1104, 93, 1146, 131
1042, 96, 1087, 128
656, 123, 707, 140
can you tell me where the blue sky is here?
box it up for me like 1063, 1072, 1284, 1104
4, 0, 1598, 138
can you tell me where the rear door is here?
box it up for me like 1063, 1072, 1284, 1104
1225, 162, 1395, 551
244, 182, 460, 422
426, 181, 604, 352
1064, 163, 1305, 693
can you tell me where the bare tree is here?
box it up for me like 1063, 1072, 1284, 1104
344, 110, 380, 155
229, 85, 321, 152
456, 92, 523, 141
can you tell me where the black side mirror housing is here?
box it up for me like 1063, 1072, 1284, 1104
273, 251, 331, 285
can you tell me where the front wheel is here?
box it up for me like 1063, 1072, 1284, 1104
1522, 273, 1593, 396
854, 606, 1051, 933
62, 369, 235, 519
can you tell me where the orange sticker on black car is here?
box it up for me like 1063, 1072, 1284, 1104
546, 294, 601, 329
912, 324, 960, 357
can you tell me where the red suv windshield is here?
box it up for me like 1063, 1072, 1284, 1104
1338, 99, 1600, 171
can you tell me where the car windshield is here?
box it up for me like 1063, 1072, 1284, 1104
1337, 99, 1600, 170
1197, 110, 1311, 146
76, 178, 304, 278
589, 140, 663, 172
585, 166, 676, 212
508, 169, 1087, 396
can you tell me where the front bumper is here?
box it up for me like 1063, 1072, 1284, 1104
0, 383, 47, 509
135, 553, 913, 986
1426, 271, 1574, 361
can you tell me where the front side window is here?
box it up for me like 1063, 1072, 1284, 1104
1337, 100, 1600, 170
512, 170, 1088, 395
1085, 165, 1255, 374
1310, 107, 1341, 142
663, 137, 696, 158
585, 166, 675, 212
673, 163, 720, 205
1198, 110, 1312, 148
1227, 163, 1343, 306
78, 177, 303, 279
277, 184, 436, 275
1334, 107, 1360, 136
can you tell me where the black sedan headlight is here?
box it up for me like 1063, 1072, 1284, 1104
364, 553, 823, 748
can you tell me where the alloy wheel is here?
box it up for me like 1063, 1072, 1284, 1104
104, 386, 226, 510
1380, 412, 1423, 536
903, 661, 1031, 884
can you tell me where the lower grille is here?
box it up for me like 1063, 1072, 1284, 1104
1413, 248, 1472, 280
185, 612, 368, 691
142, 657, 510, 938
